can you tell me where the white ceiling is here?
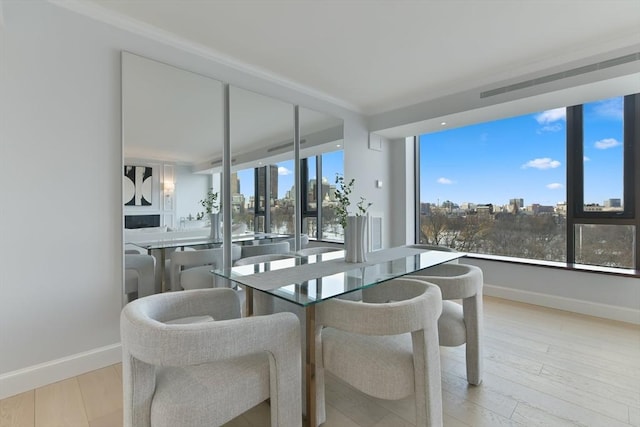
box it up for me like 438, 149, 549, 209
81, 0, 640, 115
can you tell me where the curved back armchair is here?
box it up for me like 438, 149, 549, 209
124, 254, 155, 300
169, 248, 222, 291
295, 246, 339, 256
281, 234, 309, 251
315, 278, 443, 426
240, 241, 290, 259
176, 246, 242, 291
121, 288, 302, 427
407, 261, 484, 385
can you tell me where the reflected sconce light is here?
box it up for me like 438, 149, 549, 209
163, 181, 175, 194
163, 181, 175, 211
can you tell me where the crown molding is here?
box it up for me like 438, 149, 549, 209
46, 0, 363, 114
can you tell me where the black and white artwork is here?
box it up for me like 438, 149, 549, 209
124, 165, 152, 206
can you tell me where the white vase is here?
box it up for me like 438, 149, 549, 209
345, 215, 367, 263
209, 212, 221, 242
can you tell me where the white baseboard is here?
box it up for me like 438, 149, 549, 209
0, 343, 122, 400
485, 284, 640, 325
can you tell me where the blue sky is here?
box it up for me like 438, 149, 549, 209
419, 97, 624, 207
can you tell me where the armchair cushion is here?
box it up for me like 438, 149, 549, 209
321, 330, 415, 400
151, 353, 269, 427
439, 301, 466, 346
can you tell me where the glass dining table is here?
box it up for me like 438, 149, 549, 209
213, 245, 464, 427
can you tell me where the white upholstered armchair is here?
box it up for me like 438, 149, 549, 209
315, 278, 444, 426
407, 244, 484, 385
120, 288, 302, 427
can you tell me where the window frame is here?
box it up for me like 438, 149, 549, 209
566, 94, 639, 267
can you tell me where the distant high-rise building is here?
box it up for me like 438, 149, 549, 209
230, 172, 240, 195
509, 198, 524, 214
509, 198, 524, 208
270, 165, 278, 200
256, 165, 279, 206
604, 198, 621, 208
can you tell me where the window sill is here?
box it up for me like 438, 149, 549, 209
465, 253, 640, 278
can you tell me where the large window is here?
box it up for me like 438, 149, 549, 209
321, 150, 344, 241
230, 168, 255, 232
582, 98, 625, 212
418, 93, 639, 270
302, 150, 344, 242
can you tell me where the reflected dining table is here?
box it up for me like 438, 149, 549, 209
128, 232, 291, 292
213, 245, 465, 427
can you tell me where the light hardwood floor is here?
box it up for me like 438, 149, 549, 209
2, 296, 639, 427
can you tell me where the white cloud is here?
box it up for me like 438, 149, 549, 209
546, 183, 563, 190
538, 124, 563, 133
535, 108, 566, 125
594, 138, 621, 149
437, 177, 453, 184
584, 156, 590, 162
278, 166, 292, 175
522, 158, 561, 169
594, 98, 623, 120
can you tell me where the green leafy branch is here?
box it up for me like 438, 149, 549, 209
334, 174, 372, 229
199, 188, 219, 215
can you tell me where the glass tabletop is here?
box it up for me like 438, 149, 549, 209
212, 246, 465, 306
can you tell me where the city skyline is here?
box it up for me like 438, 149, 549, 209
419, 97, 624, 208
233, 149, 344, 203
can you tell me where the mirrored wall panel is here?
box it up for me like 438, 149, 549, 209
299, 107, 345, 241
122, 52, 224, 300
229, 86, 294, 235
122, 52, 224, 230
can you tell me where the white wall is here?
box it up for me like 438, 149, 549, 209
175, 166, 210, 221
466, 258, 640, 324
0, 0, 370, 398
389, 137, 415, 247
343, 131, 393, 249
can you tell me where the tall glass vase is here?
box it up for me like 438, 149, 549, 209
345, 215, 367, 263
209, 212, 221, 242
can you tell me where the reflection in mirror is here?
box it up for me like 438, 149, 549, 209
121, 52, 223, 302
229, 86, 295, 235
299, 107, 345, 242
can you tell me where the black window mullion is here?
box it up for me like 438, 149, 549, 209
566, 105, 581, 263
316, 155, 323, 240
623, 94, 637, 219
629, 94, 640, 269
264, 165, 271, 233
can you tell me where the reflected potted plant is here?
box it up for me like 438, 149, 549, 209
200, 188, 221, 241
335, 174, 372, 262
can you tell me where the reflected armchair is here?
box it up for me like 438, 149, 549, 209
124, 254, 155, 301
